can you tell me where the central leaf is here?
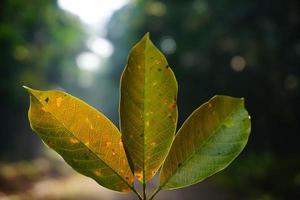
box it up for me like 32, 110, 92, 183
120, 33, 178, 182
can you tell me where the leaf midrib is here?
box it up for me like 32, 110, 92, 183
142, 37, 148, 183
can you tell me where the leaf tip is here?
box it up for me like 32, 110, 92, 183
239, 97, 246, 106
22, 86, 41, 97
144, 32, 150, 39
22, 85, 33, 93
141, 32, 151, 44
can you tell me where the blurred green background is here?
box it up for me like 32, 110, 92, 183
1, 0, 300, 199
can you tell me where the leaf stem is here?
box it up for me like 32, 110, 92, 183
148, 187, 161, 200
143, 182, 147, 200
131, 186, 143, 200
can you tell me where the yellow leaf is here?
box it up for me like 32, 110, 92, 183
24, 86, 134, 192
120, 33, 178, 183
160, 96, 251, 189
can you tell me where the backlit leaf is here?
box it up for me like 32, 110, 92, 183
160, 95, 251, 189
24, 87, 134, 192
120, 33, 178, 182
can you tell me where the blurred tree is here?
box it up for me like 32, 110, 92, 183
0, 0, 85, 160
107, 0, 300, 154
107, 0, 300, 198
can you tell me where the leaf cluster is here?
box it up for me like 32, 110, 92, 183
24, 33, 251, 200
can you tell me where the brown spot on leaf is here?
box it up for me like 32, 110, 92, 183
47, 140, 53, 146
171, 101, 176, 109
135, 171, 143, 180
45, 97, 49, 103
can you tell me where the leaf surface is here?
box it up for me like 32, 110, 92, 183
25, 87, 134, 192
120, 33, 178, 182
160, 95, 251, 189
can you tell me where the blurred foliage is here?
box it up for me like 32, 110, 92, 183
214, 153, 300, 199
106, 0, 300, 198
107, 0, 300, 153
0, 0, 85, 160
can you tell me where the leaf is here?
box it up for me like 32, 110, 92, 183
120, 33, 178, 182
24, 86, 134, 192
159, 95, 251, 190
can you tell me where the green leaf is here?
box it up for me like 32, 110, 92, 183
120, 33, 178, 182
24, 86, 134, 192
159, 95, 251, 190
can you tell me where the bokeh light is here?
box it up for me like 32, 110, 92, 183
87, 37, 114, 58
160, 36, 176, 55
58, 0, 129, 25
230, 56, 246, 72
76, 52, 100, 72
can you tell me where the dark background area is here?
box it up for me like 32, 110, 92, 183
0, 0, 299, 199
